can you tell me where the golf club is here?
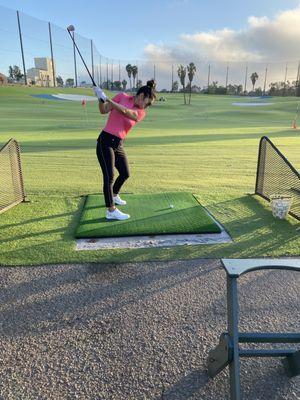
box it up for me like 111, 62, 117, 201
67, 25, 97, 87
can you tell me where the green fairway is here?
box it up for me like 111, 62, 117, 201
0, 86, 299, 265
75, 192, 221, 238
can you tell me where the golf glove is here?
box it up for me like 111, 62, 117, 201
93, 85, 107, 102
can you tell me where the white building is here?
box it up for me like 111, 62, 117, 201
27, 58, 55, 87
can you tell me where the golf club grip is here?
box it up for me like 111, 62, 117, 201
67, 30, 96, 86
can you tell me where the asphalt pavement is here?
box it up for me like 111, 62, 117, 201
0, 259, 299, 399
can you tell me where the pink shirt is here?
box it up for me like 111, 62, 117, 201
103, 92, 146, 139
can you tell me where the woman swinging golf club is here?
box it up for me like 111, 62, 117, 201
93, 80, 156, 220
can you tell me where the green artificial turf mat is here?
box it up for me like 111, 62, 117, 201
75, 192, 222, 238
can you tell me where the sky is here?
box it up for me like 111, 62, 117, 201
1, 0, 300, 89
0, 0, 299, 60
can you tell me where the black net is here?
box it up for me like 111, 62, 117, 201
255, 136, 300, 220
0, 138, 25, 214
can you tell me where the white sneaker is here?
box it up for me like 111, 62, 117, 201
106, 208, 130, 220
113, 194, 127, 205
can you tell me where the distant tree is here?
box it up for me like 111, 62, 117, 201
177, 65, 187, 104
276, 81, 294, 95
56, 76, 64, 86
227, 84, 243, 95
191, 85, 201, 93
254, 87, 262, 95
113, 80, 122, 90
187, 62, 196, 104
66, 78, 74, 87
101, 80, 111, 90
131, 65, 138, 91
250, 72, 259, 91
126, 64, 132, 92
172, 81, 179, 92
8, 66, 14, 80
136, 79, 142, 89
122, 79, 127, 91
236, 84, 243, 94
13, 65, 23, 81
8, 65, 23, 82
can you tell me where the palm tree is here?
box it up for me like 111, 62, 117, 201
187, 62, 196, 104
250, 72, 259, 92
126, 64, 133, 92
122, 79, 127, 91
177, 65, 187, 104
131, 65, 138, 91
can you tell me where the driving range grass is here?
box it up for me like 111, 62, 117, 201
0, 85, 299, 266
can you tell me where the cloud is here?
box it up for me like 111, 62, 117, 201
141, 6, 300, 89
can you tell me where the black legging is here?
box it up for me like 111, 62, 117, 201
96, 130, 130, 208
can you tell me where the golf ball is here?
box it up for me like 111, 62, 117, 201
169, 204, 174, 209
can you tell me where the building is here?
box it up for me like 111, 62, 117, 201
27, 58, 55, 87
0, 73, 8, 85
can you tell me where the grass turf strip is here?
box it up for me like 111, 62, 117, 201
75, 192, 221, 238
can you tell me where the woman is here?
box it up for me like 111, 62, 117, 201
93, 80, 156, 220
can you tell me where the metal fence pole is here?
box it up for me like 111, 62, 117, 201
283, 63, 288, 96
48, 22, 56, 87
225, 64, 229, 91
106, 59, 108, 88
99, 56, 102, 86
97, 65, 100, 86
111, 60, 113, 90
207, 64, 211, 92
296, 61, 300, 97
16, 10, 27, 85
91, 39, 94, 81
263, 65, 268, 95
244, 65, 248, 93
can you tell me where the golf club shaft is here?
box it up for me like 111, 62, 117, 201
67, 29, 97, 86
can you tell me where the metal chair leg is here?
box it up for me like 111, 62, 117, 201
227, 276, 241, 400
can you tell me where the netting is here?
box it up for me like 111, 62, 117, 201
0, 138, 25, 214
1, 4, 300, 92
255, 136, 300, 220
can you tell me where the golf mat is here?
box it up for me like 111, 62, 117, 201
75, 192, 221, 238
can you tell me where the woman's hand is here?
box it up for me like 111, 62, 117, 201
93, 85, 107, 102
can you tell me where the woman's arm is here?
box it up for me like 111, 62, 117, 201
98, 100, 112, 114
107, 99, 138, 121
94, 85, 138, 121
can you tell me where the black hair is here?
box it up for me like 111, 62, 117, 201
136, 79, 156, 102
